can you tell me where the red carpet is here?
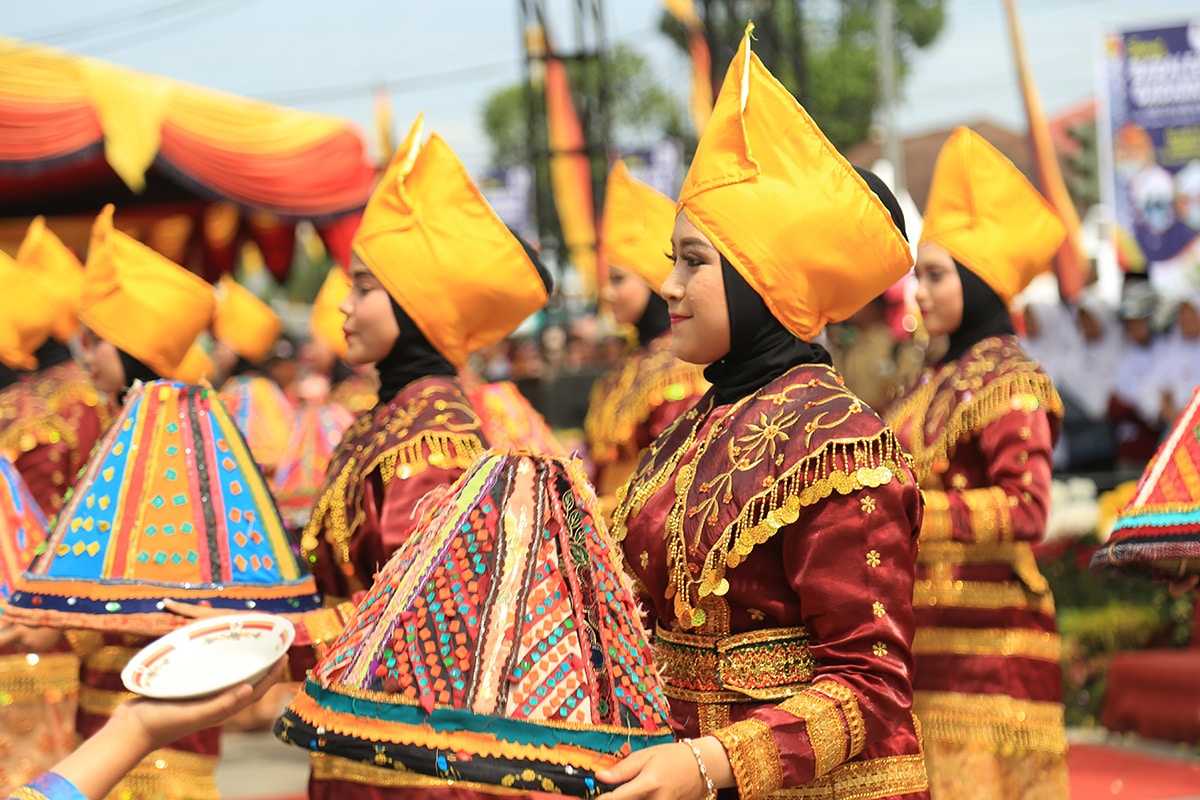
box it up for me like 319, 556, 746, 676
1071, 744, 1200, 798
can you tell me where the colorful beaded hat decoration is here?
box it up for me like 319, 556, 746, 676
466, 381, 566, 457
269, 402, 354, 525
5, 380, 321, 634
1092, 386, 1200, 577
276, 453, 672, 797
220, 374, 294, 475
0, 455, 48, 603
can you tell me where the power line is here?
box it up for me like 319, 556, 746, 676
255, 57, 520, 105
81, 0, 266, 56
14, 0, 226, 46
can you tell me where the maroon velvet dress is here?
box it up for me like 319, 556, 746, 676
885, 335, 1068, 799
611, 363, 929, 800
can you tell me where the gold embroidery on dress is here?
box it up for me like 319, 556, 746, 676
779, 690, 844, 778
301, 381, 484, 574
614, 368, 909, 629
913, 627, 1061, 662
913, 691, 1067, 755
770, 752, 929, 799
712, 719, 783, 800
584, 334, 707, 466
885, 337, 1061, 484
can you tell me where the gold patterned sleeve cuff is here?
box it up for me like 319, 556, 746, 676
777, 680, 866, 779
961, 485, 1013, 543
711, 718, 783, 800
920, 490, 953, 541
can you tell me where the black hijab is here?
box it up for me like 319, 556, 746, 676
940, 260, 1015, 364
117, 348, 162, 402
702, 166, 908, 405
32, 339, 73, 371
374, 299, 458, 406
634, 291, 671, 346
373, 228, 555, 406
0, 363, 20, 392
703, 256, 833, 405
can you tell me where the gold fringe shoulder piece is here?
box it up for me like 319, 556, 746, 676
584, 336, 707, 464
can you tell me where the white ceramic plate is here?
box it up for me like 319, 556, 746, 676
121, 613, 295, 699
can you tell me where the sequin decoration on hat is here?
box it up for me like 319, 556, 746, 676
276, 453, 672, 797
0, 456, 48, 603
269, 402, 354, 526
1092, 386, 1200, 577
466, 381, 566, 457
5, 380, 321, 634
220, 375, 294, 476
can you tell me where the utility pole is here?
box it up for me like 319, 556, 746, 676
875, 0, 905, 193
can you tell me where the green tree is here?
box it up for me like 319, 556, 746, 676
481, 43, 685, 170
659, 0, 946, 150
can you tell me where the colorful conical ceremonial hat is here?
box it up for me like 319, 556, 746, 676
466, 381, 566, 458
1092, 386, 1200, 577
0, 456, 48, 603
269, 402, 354, 524
276, 453, 672, 795
5, 380, 321, 634
220, 374, 294, 475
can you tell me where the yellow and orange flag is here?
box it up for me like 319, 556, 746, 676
1003, 0, 1086, 302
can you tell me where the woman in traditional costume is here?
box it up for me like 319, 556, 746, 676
306, 266, 378, 414
883, 127, 1070, 799
0, 252, 75, 519
213, 275, 293, 475
585, 161, 707, 511
292, 117, 551, 800
15, 217, 110, 491
599, 27, 929, 800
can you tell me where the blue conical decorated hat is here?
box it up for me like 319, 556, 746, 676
0, 455, 48, 603
5, 380, 321, 634
276, 453, 672, 797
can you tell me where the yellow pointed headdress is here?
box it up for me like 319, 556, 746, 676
677, 24, 912, 341
601, 160, 677, 291
173, 341, 216, 384
81, 205, 216, 379
213, 274, 283, 364
352, 114, 550, 368
16, 217, 85, 343
310, 267, 351, 360
0, 251, 57, 370
921, 127, 1065, 304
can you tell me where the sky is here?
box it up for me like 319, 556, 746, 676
4, 0, 1200, 175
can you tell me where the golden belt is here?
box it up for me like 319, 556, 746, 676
654, 624, 818, 703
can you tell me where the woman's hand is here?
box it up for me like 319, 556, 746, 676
594, 737, 732, 800
161, 599, 236, 620
110, 657, 286, 752
0, 621, 64, 652
1169, 574, 1199, 598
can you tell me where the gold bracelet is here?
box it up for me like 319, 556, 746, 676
682, 738, 717, 800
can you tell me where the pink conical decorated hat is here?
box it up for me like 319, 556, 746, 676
277, 453, 671, 796
1092, 386, 1200, 577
